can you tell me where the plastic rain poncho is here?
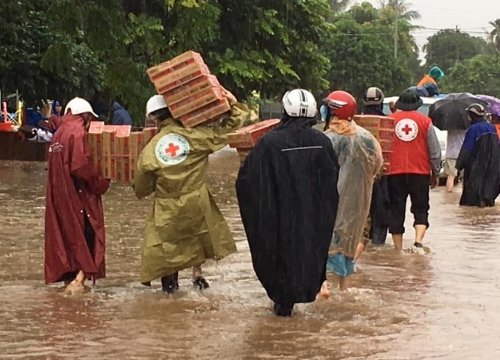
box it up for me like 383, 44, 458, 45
324, 119, 383, 276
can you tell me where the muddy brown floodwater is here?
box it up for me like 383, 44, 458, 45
1, 147, 500, 360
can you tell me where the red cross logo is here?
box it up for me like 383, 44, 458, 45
401, 124, 413, 135
165, 142, 180, 157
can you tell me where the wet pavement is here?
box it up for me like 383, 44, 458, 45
1, 148, 499, 359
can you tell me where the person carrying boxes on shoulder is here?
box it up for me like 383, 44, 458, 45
133, 89, 249, 294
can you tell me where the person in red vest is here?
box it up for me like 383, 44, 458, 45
388, 89, 442, 255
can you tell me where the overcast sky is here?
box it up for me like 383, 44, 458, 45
359, 0, 500, 56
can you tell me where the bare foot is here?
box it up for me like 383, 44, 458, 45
65, 280, 90, 295
316, 281, 330, 300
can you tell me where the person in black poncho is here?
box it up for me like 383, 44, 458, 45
456, 104, 500, 207
235, 89, 340, 317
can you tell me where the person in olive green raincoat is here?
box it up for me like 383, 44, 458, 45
134, 89, 248, 294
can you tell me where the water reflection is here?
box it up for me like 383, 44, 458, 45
0, 149, 500, 359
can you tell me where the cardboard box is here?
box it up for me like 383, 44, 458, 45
116, 125, 131, 138
355, 115, 394, 129
142, 127, 157, 146
227, 119, 281, 148
382, 150, 391, 163
147, 51, 204, 81
89, 121, 105, 133
130, 156, 138, 182
102, 130, 116, 179
381, 150, 392, 175
86, 123, 156, 182
169, 87, 224, 118
115, 136, 130, 156
378, 129, 394, 141
115, 155, 131, 183
163, 75, 220, 106
180, 98, 231, 128
153, 62, 209, 94
129, 132, 144, 181
379, 139, 393, 152
355, 115, 395, 142
130, 132, 144, 156
88, 121, 105, 175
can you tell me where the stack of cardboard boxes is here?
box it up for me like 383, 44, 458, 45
147, 51, 230, 127
88, 122, 157, 182
227, 119, 281, 162
354, 115, 395, 174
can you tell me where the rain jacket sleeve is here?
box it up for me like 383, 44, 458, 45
69, 134, 110, 195
196, 103, 249, 152
133, 139, 159, 200
426, 124, 442, 176
456, 126, 478, 171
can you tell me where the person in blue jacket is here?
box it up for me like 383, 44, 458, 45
456, 103, 500, 207
111, 101, 132, 125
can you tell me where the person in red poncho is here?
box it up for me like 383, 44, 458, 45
44, 97, 110, 294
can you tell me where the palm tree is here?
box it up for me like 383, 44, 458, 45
488, 19, 500, 51
379, 0, 422, 54
379, 0, 421, 21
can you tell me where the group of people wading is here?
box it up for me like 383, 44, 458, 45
44, 85, 497, 317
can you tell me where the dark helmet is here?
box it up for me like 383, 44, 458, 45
395, 88, 423, 111
363, 87, 384, 106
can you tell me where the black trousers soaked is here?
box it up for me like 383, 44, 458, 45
388, 174, 430, 235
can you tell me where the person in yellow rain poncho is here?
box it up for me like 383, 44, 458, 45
320, 90, 383, 295
133, 89, 249, 294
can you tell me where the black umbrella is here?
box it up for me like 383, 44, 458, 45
429, 93, 488, 130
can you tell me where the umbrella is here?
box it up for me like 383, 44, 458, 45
475, 94, 500, 117
429, 92, 488, 131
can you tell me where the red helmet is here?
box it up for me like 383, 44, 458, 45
324, 90, 357, 121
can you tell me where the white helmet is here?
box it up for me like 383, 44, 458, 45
146, 95, 168, 117
282, 89, 317, 118
65, 97, 98, 117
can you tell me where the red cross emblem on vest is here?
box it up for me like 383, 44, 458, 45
165, 143, 180, 157
401, 124, 413, 135
395, 118, 418, 141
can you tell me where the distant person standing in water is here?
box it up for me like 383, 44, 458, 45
444, 129, 465, 192
456, 104, 500, 207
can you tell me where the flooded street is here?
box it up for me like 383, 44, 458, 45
1, 148, 500, 360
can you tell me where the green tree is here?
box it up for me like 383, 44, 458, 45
322, 6, 412, 102
441, 54, 500, 96
423, 29, 491, 74
205, 0, 333, 101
